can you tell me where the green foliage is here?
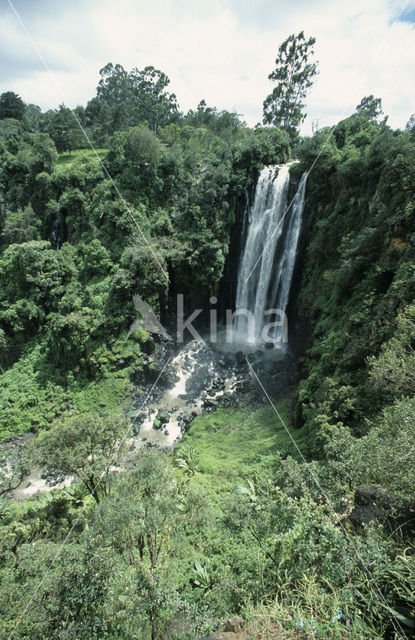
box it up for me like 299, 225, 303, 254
89, 449, 206, 639
0, 442, 29, 497
381, 548, 415, 635
368, 304, 415, 397
94, 62, 179, 137
0, 60, 414, 640
246, 574, 384, 639
296, 115, 415, 448
0, 540, 116, 639
0, 339, 132, 439
174, 444, 199, 476
0, 241, 65, 362
179, 403, 300, 493
354, 397, 415, 497
42, 104, 86, 153
263, 31, 318, 139
107, 124, 162, 176
0, 117, 24, 153
356, 95, 384, 123
0, 91, 25, 121
36, 410, 129, 502
0, 343, 66, 438
1, 205, 41, 246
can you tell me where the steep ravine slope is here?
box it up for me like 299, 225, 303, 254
293, 121, 415, 454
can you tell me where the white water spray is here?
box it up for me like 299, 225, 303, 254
234, 164, 307, 347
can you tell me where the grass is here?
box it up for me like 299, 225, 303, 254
56, 148, 107, 166
178, 402, 308, 495
0, 340, 132, 440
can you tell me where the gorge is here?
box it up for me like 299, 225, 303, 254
13, 162, 308, 491
1, 73, 414, 640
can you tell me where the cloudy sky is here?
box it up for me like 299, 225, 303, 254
0, 0, 414, 133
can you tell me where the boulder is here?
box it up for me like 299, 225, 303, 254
224, 617, 244, 633
199, 617, 248, 640
129, 409, 146, 420
157, 409, 170, 425
204, 397, 218, 408
164, 613, 193, 638
223, 352, 235, 366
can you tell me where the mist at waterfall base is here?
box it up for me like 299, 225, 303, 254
217, 163, 307, 356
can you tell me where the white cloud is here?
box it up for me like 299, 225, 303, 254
1, 0, 414, 132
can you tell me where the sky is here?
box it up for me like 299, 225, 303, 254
0, 0, 415, 134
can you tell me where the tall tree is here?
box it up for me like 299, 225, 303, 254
97, 62, 133, 106
356, 95, 384, 122
263, 31, 318, 138
406, 114, 415, 133
0, 91, 25, 121
44, 104, 85, 153
129, 65, 179, 129
95, 63, 179, 133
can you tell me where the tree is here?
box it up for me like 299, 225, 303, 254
356, 95, 384, 122
0, 443, 29, 498
85, 97, 112, 143
92, 450, 206, 640
0, 241, 63, 344
0, 91, 25, 121
123, 125, 162, 166
129, 65, 179, 129
35, 411, 129, 503
19, 132, 58, 175
97, 62, 133, 106
263, 31, 318, 137
368, 305, 415, 397
106, 125, 164, 205
354, 397, 415, 497
96, 63, 179, 132
0, 540, 116, 639
405, 113, 415, 134
44, 104, 85, 153
22, 103, 42, 132
0, 118, 24, 153
1, 206, 41, 246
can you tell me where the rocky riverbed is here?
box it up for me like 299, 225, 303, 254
127, 338, 251, 451
9, 336, 296, 500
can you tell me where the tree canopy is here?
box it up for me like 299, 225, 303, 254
263, 31, 318, 138
0, 91, 25, 121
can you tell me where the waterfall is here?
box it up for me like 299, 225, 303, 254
233, 164, 307, 348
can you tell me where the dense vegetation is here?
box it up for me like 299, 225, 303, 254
0, 67, 290, 439
0, 47, 414, 640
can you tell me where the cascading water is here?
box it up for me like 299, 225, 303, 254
233, 164, 307, 348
